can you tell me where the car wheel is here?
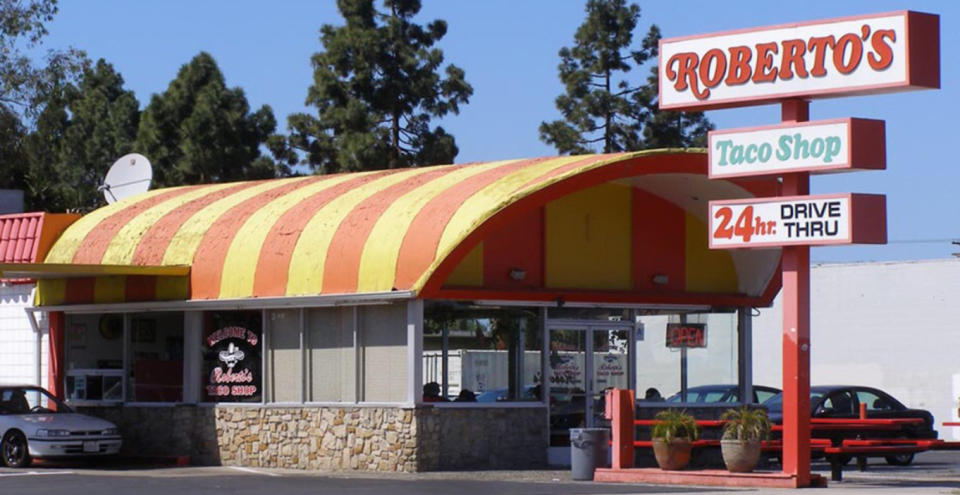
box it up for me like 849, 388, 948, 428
1, 430, 32, 468
884, 453, 915, 466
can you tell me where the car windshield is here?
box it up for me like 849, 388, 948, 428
762, 392, 824, 414
0, 387, 73, 415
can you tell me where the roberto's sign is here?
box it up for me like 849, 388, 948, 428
708, 193, 887, 248
708, 118, 885, 179
660, 11, 939, 111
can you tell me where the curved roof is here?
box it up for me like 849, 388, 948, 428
42, 150, 779, 303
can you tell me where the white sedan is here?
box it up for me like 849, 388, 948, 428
1, 385, 122, 467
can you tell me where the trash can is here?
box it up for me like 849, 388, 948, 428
570, 428, 609, 481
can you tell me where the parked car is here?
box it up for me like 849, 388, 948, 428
763, 385, 937, 466
665, 384, 781, 404
0, 385, 122, 467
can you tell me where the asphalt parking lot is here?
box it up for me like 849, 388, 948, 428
1, 451, 958, 495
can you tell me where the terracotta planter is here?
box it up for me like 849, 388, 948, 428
721, 439, 762, 473
652, 438, 692, 470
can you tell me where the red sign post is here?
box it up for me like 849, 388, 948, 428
659, 10, 940, 487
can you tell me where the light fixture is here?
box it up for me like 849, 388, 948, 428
509, 268, 526, 281
651, 274, 669, 286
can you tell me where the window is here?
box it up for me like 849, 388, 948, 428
756, 388, 778, 404
201, 310, 262, 403
821, 391, 856, 415
856, 390, 897, 412
423, 302, 542, 403
267, 309, 301, 403
308, 307, 355, 403
128, 313, 183, 402
64, 314, 125, 402
360, 304, 407, 403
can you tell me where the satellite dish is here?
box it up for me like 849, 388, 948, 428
100, 153, 153, 204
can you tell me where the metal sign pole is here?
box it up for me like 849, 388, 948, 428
780, 99, 812, 487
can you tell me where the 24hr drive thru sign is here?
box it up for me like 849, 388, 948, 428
708, 193, 887, 249
659, 11, 939, 110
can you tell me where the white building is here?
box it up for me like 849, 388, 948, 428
752, 258, 960, 439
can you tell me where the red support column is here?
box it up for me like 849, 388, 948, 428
47, 311, 65, 398
780, 100, 812, 487
607, 388, 635, 469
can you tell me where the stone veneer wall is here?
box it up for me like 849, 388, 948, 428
78, 404, 547, 472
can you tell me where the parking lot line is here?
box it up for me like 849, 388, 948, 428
0, 470, 76, 477
226, 466, 281, 477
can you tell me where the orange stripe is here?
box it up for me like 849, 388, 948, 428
190, 176, 328, 299
64, 278, 95, 304
72, 188, 202, 264
132, 181, 264, 265
251, 171, 396, 297
321, 167, 458, 293
392, 157, 551, 289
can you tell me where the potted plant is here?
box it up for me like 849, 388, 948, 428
651, 409, 699, 470
720, 406, 772, 473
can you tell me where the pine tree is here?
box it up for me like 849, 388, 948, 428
136, 52, 287, 187
541, 0, 712, 154
22, 59, 138, 212
288, 0, 472, 173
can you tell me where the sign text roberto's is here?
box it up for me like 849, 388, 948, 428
659, 11, 939, 111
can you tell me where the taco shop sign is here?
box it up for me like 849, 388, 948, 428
659, 11, 939, 110
708, 118, 885, 179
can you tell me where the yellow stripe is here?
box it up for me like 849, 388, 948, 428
218, 173, 370, 298
35, 279, 66, 306
156, 276, 190, 300
444, 242, 483, 286
355, 160, 517, 292
431, 156, 586, 271
94, 276, 126, 303
161, 177, 313, 266
544, 182, 632, 290
44, 187, 191, 264
101, 183, 240, 265
684, 212, 737, 293
285, 167, 439, 296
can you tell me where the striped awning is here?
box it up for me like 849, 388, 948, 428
38, 150, 780, 306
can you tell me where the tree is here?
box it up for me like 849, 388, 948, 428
288, 0, 472, 173
540, 0, 711, 154
22, 59, 139, 211
136, 52, 287, 187
0, 0, 86, 120
633, 27, 713, 148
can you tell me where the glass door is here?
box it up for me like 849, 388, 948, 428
548, 329, 586, 447
546, 321, 635, 454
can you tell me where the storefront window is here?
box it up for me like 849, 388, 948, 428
308, 307, 355, 403
636, 312, 739, 403
267, 309, 301, 403
128, 312, 183, 402
202, 310, 262, 403
423, 302, 542, 403
64, 314, 124, 402
359, 304, 407, 403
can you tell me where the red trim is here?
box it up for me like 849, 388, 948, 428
708, 118, 886, 179
64, 278, 95, 304
906, 12, 940, 88
48, 311, 64, 398
431, 287, 770, 308
124, 275, 157, 302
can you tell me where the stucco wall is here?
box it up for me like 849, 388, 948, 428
0, 284, 46, 386
752, 259, 960, 439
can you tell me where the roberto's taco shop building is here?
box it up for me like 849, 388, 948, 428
13, 149, 784, 471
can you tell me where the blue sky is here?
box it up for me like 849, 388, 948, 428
41, 1, 957, 262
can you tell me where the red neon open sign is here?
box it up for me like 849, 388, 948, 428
665, 323, 707, 348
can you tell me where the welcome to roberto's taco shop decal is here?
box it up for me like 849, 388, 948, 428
202, 311, 262, 402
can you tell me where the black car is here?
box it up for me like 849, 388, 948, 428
764, 385, 937, 465
665, 384, 781, 404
